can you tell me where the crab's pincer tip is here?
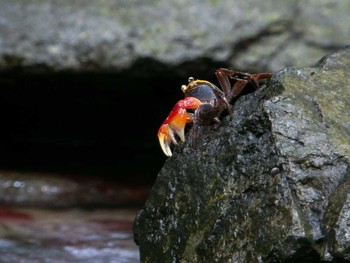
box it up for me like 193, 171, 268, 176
158, 124, 174, 157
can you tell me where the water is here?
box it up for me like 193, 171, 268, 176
0, 207, 140, 263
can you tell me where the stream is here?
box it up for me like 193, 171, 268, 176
0, 207, 140, 263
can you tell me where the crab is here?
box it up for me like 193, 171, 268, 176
157, 68, 273, 157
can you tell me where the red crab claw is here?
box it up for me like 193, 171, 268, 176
158, 97, 202, 156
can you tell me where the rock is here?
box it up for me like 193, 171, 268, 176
133, 47, 350, 262
0, 0, 349, 74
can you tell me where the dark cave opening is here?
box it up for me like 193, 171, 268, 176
0, 72, 184, 187
0, 56, 228, 189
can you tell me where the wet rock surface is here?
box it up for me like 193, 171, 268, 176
133, 48, 350, 262
0, 207, 139, 263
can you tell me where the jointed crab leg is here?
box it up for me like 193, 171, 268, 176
158, 97, 202, 156
215, 68, 273, 100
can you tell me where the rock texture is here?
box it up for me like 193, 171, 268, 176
133, 47, 350, 262
1, 0, 349, 74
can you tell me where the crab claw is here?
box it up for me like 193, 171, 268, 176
158, 123, 177, 157
158, 97, 202, 157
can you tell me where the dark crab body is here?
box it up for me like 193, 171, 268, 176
181, 78, 229, 126
158, 68, 273, 156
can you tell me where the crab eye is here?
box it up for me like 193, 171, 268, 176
188, 77, 194, 83
181, 85, 187, 93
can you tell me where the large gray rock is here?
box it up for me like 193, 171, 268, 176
133, 47, 350, 262
0, 0, 349, 74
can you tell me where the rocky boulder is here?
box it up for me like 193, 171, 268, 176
133, 47, 350, 262
1, 0, 349, 74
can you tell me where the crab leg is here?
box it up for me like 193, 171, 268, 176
158, 97, 202, 156
215, 68, 273, 100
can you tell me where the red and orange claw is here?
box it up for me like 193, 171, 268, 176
158, 97, 202, 157
158, 123, 176, 157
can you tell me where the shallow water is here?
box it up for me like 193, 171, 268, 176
0, 207, 140, 263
